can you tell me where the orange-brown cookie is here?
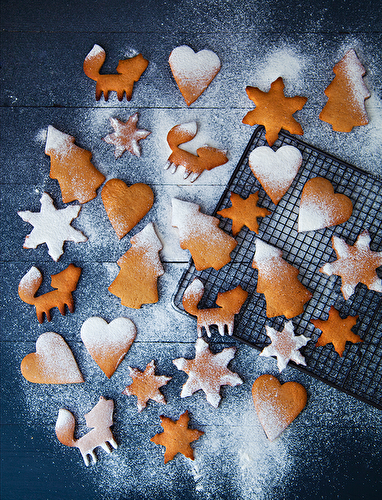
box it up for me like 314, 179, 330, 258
18, 264, 81, 323
80, 317, 136, 378
319, 49, 370, 132
252, 239, 312, 318
56, 397, 117, 466
182, 278, 248, 337
108, 223, 164, 308
252, 374, 307, 441
101, 179, 154, 239
21, 332, 84, 384
169, 45, 221, 106
172, 198, 237, 271
165, 122, 228, 182
298, 177, 353, 232
150, 411, 204, 463
217, 191, 271, 235
83, 44, 148, 101
320, 230, 382, 300
311, 306, 361, 356
103, 113, 150, 158
243, 77, 307, 146
45, 125, 105, 204
122, 360, 172, 412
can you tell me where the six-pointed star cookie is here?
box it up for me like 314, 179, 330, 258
242, 77, 307, 146
18, 192, 87, 261
320, 230, 382, 300
122, 360, 172, 412
260, 321, 310, 372
150, 410, 204, 463
103, 112, 151, 158
173, 337, 243, 408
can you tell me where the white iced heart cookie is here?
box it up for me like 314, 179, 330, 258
169, 45, 221, 105
248, 145, 302, 205
81, 317, 136, 378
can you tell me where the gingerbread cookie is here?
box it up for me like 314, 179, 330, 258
319, 49, 370, 132
320, 230, 382, 300
173, 337, 243, 408
248, 145, 302, 205
311, 306, 361, 356
252, 374, 307, 441
101, 179, 154, 239
243, 77, 307, 146
122, 360, 172, 412
169, 45, 221, 105
45, 125, 105, 204
150, 411, 204, 463
81, 317, 136, 378
298, 177, 353, 232
252, 239, 312, 318
18, 264, 81, 323
165, 122, 228, 182
108, 223, 164, 308
103, 113, 150, 158
18, 192, 87, 261
182, 278, 248, 337
172, 198, 237, 271
84, 44, 148, 101
21, 332, 84, 384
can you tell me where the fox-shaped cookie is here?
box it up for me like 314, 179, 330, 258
83, 44, 148, 101
183, 278, 248, 337
18, 264, 81, 323
165, 122, 228, 182
55, 397, 117, 466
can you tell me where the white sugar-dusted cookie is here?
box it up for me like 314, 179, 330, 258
18, 192, 87, 261
248, 145, 302, 204
169, 45, 221, 105
21, 332, 84, 384
81, 317, 136, 378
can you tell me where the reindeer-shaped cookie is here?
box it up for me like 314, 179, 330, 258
83, 44, 148, 101
165, 122, 228, 182
18, 264, 81, 323
183, 278, 248, 337
55, 397, 118, 466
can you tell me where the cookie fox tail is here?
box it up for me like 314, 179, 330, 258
182, 278, 205, 316
167, 122, 198, 150
55, 409, 77, 448
83, 44, 106, 81
18, 266, 42, 305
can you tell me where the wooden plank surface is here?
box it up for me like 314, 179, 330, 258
1, 1, 382, 499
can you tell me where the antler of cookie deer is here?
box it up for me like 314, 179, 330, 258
55, 397, 117, 466
18, 264, 81, 323
83, 44, 148, 101
165, 122, 228, 182
182, 278, 248, 337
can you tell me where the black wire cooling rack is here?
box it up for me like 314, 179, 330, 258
172, 126, 382, 409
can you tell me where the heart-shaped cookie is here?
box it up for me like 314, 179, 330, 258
248, 145, 302, 204
298, 177, 353, 232
252, 374, 307, 441
169, 45, 221, 106
101, 179, 154, 239
81, 317, 136, 378
21, 332, 84, 384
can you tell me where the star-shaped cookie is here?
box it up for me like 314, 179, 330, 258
217, 191, 271, 235
242, 77, 307, 146
173, 337, 243, 408
103, 112, 150, 158
150, 411, 204, 463
311, 306, 361, 356
18, 192, 87, 261
320, 230, 382, 300
260, 321, 310, 372
122, 360, 172, 412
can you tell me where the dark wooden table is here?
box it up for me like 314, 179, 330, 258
1, 1, 382, 499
